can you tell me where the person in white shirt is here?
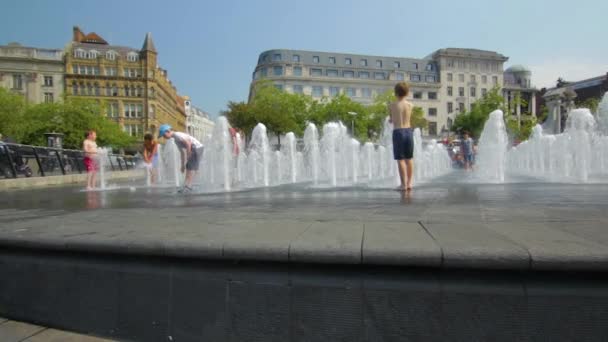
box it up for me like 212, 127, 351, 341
158, 124, 204, 192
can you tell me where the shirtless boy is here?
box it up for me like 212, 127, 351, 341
388, 82, 414, 191
83, 130, 98, 190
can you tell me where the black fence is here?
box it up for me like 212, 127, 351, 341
0, 143, 137, 179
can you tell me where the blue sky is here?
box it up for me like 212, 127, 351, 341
2, 0, 607, 117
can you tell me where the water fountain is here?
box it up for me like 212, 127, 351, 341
97, 147, 109, 190
475, 110, 509, 183
303, 123, 320, 185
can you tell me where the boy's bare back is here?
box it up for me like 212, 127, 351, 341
389, 99, 413, 129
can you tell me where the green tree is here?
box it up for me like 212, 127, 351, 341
223, 101, 257, 135
0, 88, 27, 141
411, 106, 428, 130
506, 116, 537, 142
19, 98, 134, 149
452, 86, 507, 138
576, 97, 601, 114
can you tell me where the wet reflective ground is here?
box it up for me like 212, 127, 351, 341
1, 171, 607, 225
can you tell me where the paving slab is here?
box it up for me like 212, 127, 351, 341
289, 221, 364, 264
24, 328, 116, 342
424, 222, 530, 270
362, 222, 441, 266
0, 320, 45, 342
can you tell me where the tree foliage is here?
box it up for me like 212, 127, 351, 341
452, 86, 507, 138
223, 84, 426, 143
0, 88, 135, 149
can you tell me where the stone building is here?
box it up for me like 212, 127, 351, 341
184, 97, 215, 143
250, 48, 509, 137
64, 27, 186, 138
0, 42, 64, 104
502, 65, 537, 124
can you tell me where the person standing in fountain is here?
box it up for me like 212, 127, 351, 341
158, 124, 204, 193
143, 133, 159, 184
389, 82, 414, 191
462, 131, 474, 171
82, 130, 98, 190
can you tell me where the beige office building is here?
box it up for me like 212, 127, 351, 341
0, 42, 64, 104
250, 48, 512, 136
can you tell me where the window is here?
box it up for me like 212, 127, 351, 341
343, 70, 354, 78
124, 68, 129, 77
447, 102, 453, 113
137, 86, 143, 97
105, 67, 117, 76
137, 104, 143, 117
428, 122, 437, 136
458, 60, 465, 68
481, 88, 487, 97
127, 52, 138, 62
149, 105, 155, 118
79, 65, 86, 74
374, 72, 385, 80
105, 83, 111, 96
329, 56, 336, 64
413, 92, 422, 99
492, 76, 498, 85
125, 85, 130, 97
359, 71, 370, 79
482, 75, 487, 84
312, 86, 323, 97
72, 65, 78, 74
458, 74, 464, 82
106, 51, 116, 60
459, 102, 465, 112
447, 86, 453, 96
327, 69, 338, 77
86, 66, 93, 75
410, 74, 421, 82
89, 50, 99, 59
44, 76, 53, 87
470, 87, 476, 97
428, 92, 437, 100
376, 60, 382, 68
72, 83, 78, 95
107, 102, 119, 117
112, 85, 118, 96
12, 74, 23, 89
346, 87, 356, 97
44, 92, 54, 103
261, 68, 267, 77
313, 56, 320, 63
425, 75, 436, 82
447, 60, 454, 68
94, 83, 100, 96
310, 68, 322, 77
330, 86, 340, 97
458, 87, 465, 97
362, 88, 371, 98
360, 59, 368, 66
413, 62, 418, 69
149, 87, 155, 97
293, 85, 303, 94
428, 108, 437, 116
272, 53, 282, 61
426, 64, 433, 71
273, 66, 283, 76
394, 61, 400, 68
447, 73, 453, 82
87, 83, 93, 96
345, 57, 352, 65
292, 54, 300, 62
292, 67, 302, 76
396, 73, 404, 81
470, 75, 476, 82
74, 49, 85, 58
129, 69, 136, 78
79, 83, 85, 95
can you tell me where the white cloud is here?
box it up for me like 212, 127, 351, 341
528, 60, 608, 89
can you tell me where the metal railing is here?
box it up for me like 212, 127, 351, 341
0, 143, 137, 179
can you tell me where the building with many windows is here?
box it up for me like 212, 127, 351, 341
184, 97, 215, 143
250, 48, 511, 136
0, 42, 64, 104
64, 26, 186, 138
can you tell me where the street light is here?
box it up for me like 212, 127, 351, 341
348, 111, 357, 136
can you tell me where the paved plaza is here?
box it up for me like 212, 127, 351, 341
1, 172, 607, 271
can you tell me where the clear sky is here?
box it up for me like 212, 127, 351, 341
2, 0, 607, 117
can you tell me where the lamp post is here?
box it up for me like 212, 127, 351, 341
348, 111, 357, 136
